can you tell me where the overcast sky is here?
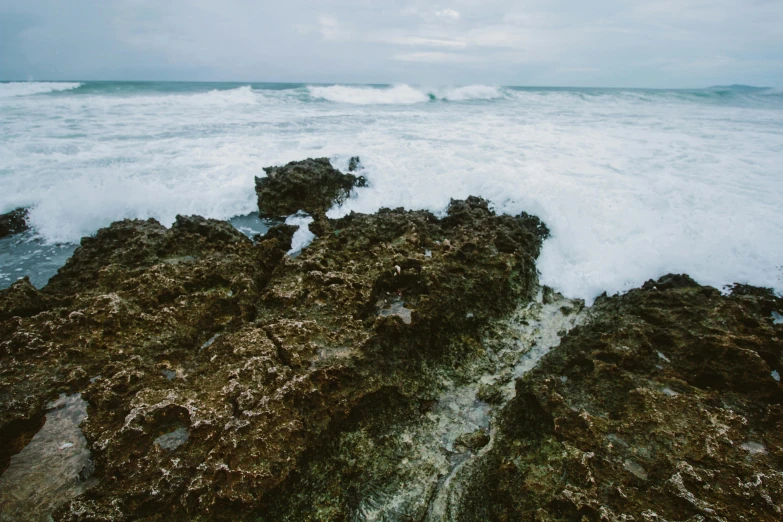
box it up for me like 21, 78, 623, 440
1, 0, 781, 87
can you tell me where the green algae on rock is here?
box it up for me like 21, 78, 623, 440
445, 274, 783, 521
255, 157, 367, 218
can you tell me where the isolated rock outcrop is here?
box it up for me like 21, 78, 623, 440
255, 158, 366, 218
0, 207, 29, 238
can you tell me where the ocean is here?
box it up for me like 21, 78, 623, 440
1, 81, 782, 302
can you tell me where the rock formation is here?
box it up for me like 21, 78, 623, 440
255, 158, 366, 218
0, 208, 29, 238
0, 165, 546, 519
445, 275, 783, 521
1, 158, 781, 521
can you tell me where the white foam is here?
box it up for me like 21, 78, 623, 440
182, 86, 259, 106
0, 82, 82, 98
285, 213, 316, 255
308, 84, 429, 105
2, 84, 782, 303
437, 85, 503, 101
307, 84, 503, 105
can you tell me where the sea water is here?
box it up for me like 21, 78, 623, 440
1, 81, 782, 301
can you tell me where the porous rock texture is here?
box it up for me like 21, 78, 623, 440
446, 274, 783, 521
0, 187, 546, 519
254, 157, 367, 218
0, 207, 29, 238
2, 157, 782, 521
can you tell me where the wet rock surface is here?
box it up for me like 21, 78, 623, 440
447, 274, 783, 521
255, 158, 367, 218
0, 182, 545, 520
0, 394, 95, 521
1, 158, 782, 521
0, 208, 29, 238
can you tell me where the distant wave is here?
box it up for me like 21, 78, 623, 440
183, 85, 259, 105
0, 82, 82, 98
307, 84, 504, 105
308, 85, 429, 105
436, 85, 504, 101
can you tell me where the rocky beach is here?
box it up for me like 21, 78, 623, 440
0, 159, 781, 521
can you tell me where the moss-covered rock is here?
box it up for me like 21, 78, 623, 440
450, 274, 783, 521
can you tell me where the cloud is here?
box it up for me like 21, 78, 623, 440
0, 0, 781, 87
318, 15, 351, 41
380, 36, 467, 49
392, 51, 473, 63
558, 67, 601, 73
435, 8, 460, 20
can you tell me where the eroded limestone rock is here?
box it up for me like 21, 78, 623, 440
255, 158, 367, 218
447, 274, 783, 521
0, 188, 545, 520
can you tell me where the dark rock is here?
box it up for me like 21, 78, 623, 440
0, 208, 29, 238
454, 429, 491, 453
450, 275, 783, 521
0, 190, 546, 520
347, 156, 362, 172
255, 158, 366, 218
3, 156, 780, 521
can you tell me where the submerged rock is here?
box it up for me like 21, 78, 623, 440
0, 208, 29, 238
255, 158, 367, 218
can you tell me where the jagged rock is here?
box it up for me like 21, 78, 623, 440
3, 157, 781, 521
454, 429, 491, 453
347, 156, 362, 172
449, 274, 783, 521
255, 158, 366, 218
0, 208, 29, 238
0, 186, 546, 520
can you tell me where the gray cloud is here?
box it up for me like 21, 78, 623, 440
1, 0, 781, 87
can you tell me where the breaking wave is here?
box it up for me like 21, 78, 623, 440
436, 85, 504, 101
308, 84, 430, 105
0, 82, 82, 98
183, 85, 259, 106
307, 84, 504, 105
2, 80, 782, 302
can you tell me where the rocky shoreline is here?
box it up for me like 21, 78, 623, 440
0, 159, 781, 521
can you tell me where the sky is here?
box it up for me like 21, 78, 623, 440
1, 0, 781, 88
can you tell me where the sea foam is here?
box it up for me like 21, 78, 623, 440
1, 82, 782, 302
0, 82, 82, 97
308, 84, 429, 105
307, 84, 503, 104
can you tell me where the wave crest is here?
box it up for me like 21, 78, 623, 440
437, 85, 504, 101
0, 82, 82, 98
308, 85, 429, 105
308, 84, 504, 105
184, 85, 259, 105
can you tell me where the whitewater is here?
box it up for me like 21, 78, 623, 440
1, 81, 782, 301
